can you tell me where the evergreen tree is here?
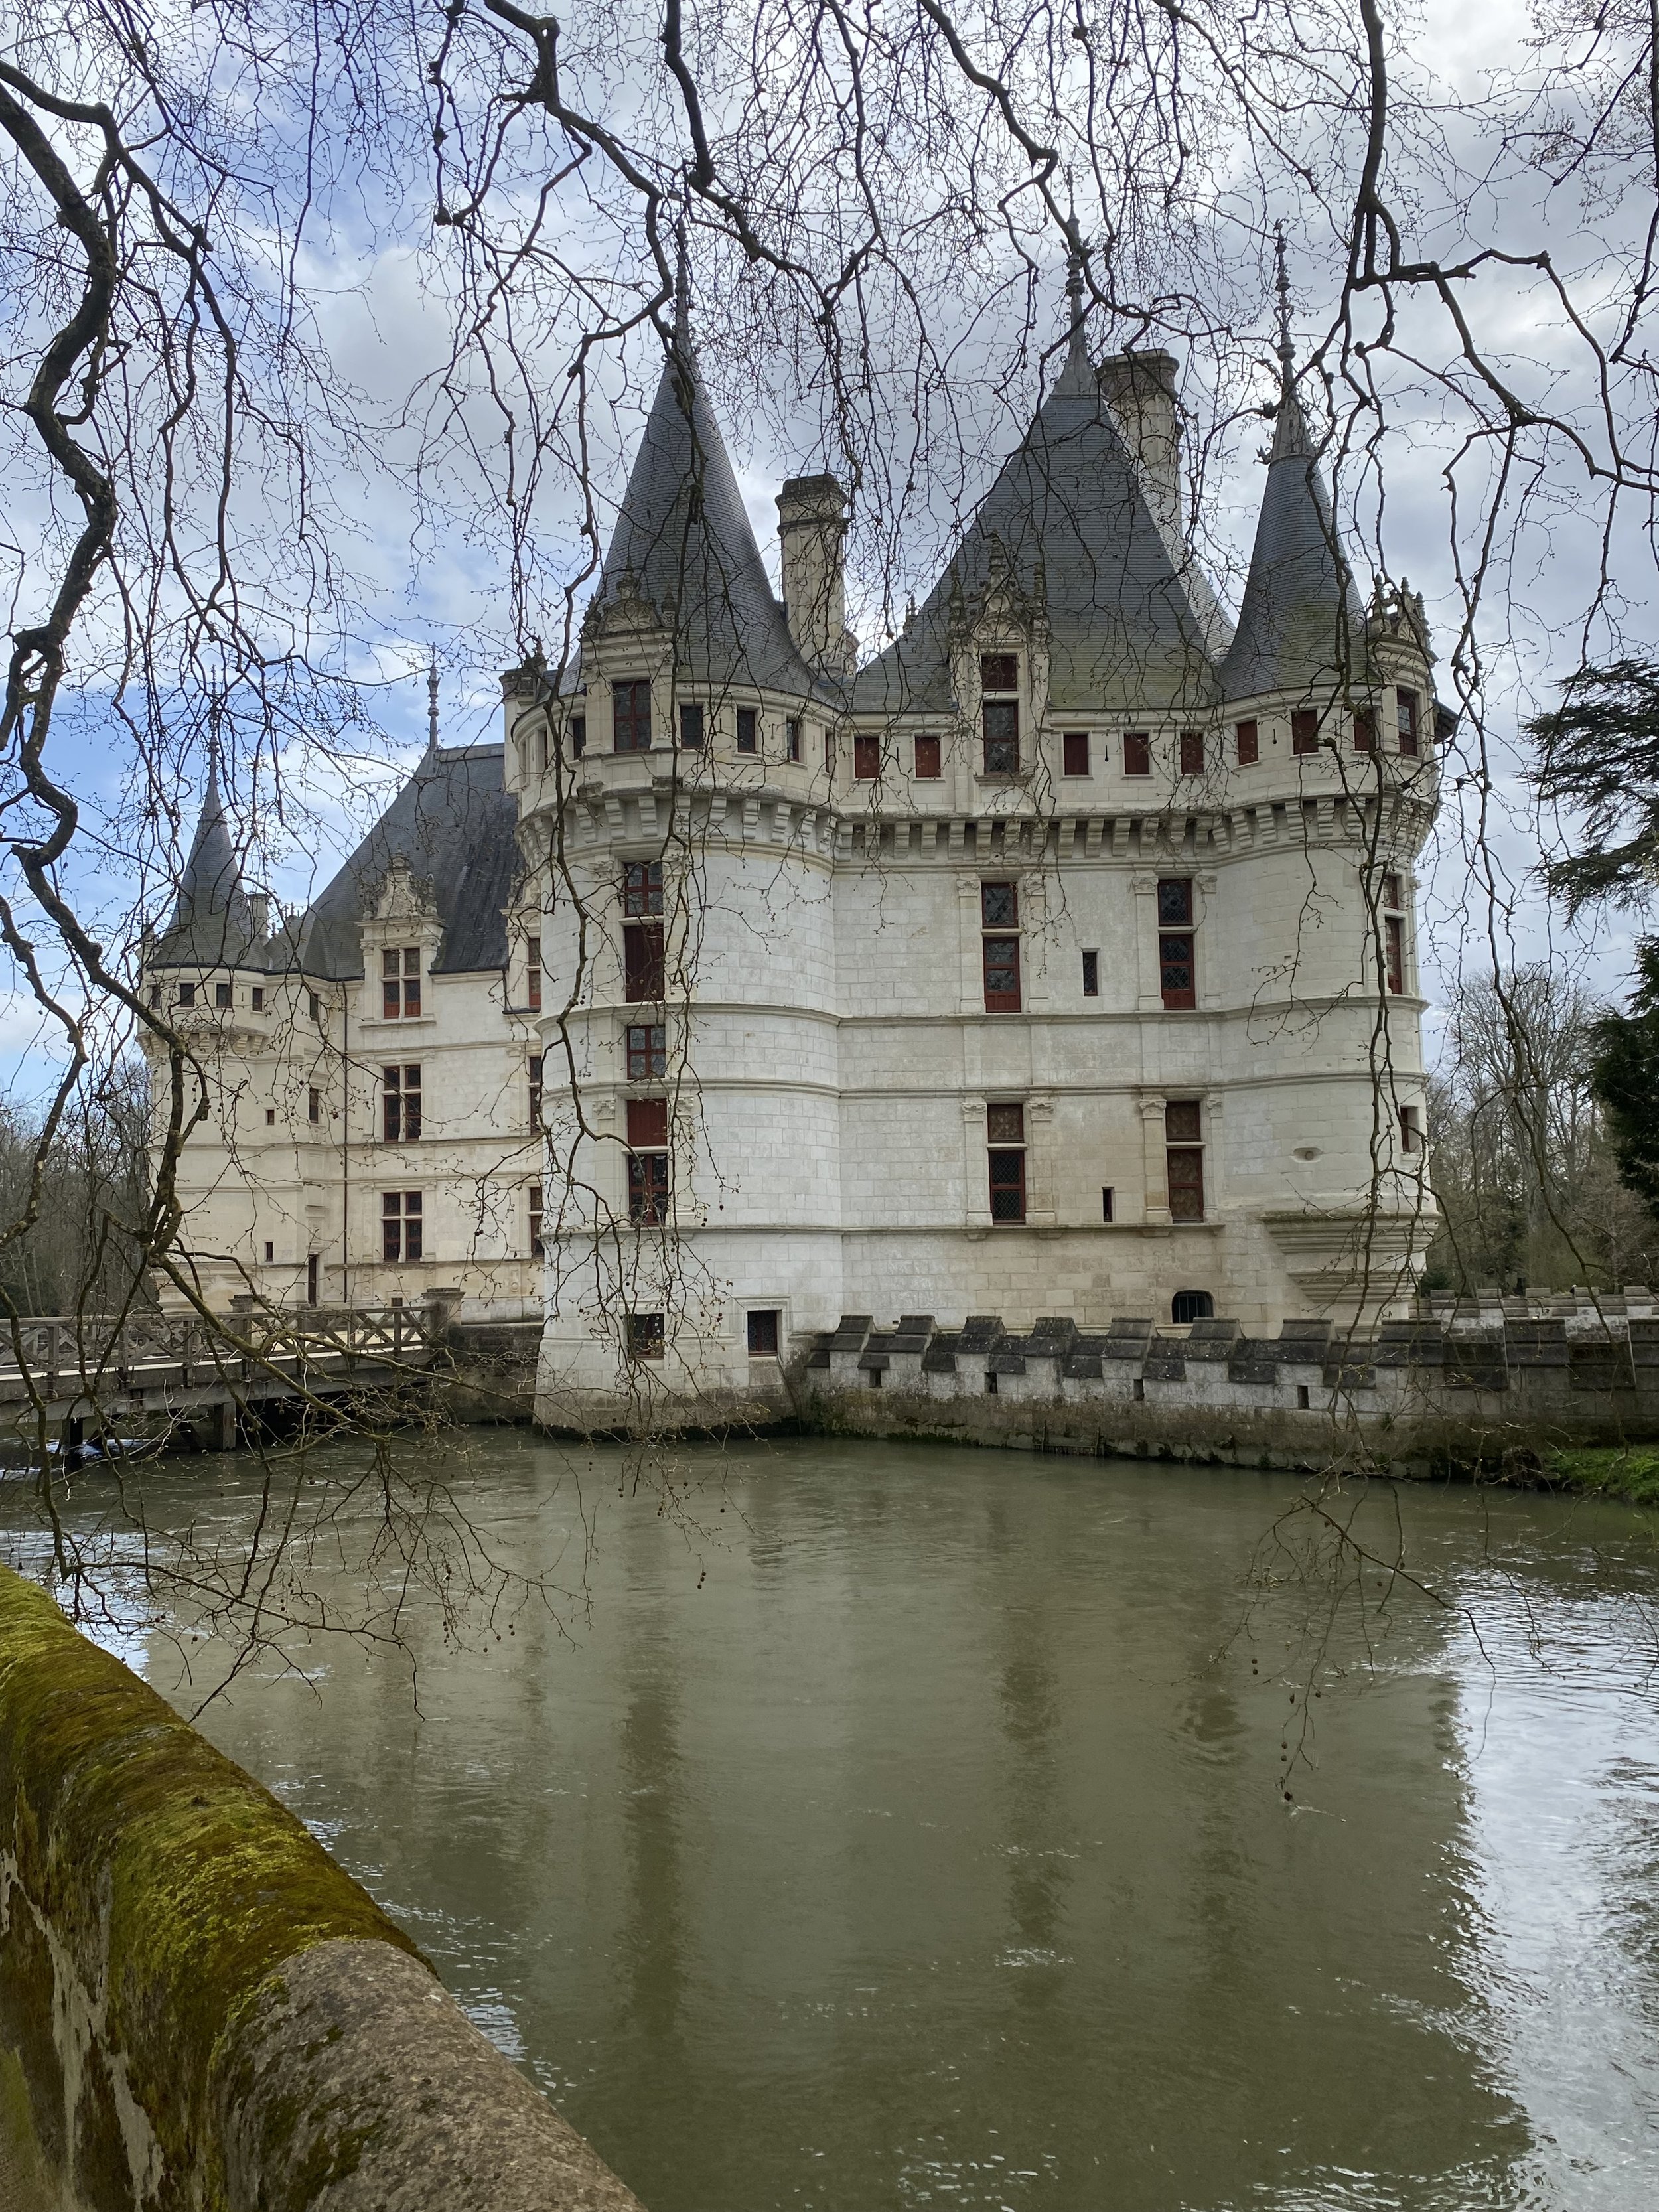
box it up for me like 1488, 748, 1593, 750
1591, 940, 1659, 1214
1528, 660, 1659, 917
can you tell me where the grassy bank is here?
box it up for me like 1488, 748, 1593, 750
1532, 1446, 1659, 1506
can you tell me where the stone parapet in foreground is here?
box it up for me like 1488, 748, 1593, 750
0, 1564, 644, 2212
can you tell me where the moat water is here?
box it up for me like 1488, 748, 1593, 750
36, 1436, 1659, 2210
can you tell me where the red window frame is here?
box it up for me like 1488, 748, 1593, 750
1062, 731, 1090, 776
981, 881, 1019, 928
747, 1309, 781, 1355
627, 1152, 670, 1225
987, 1102, 1027, 1223
914, 733, 942, 778
622, 861, 663, 917
853, 732, 879, 780
1167, 1147, 1204, 1222
1385, 913, 1404, 995
1396, 687, 1420, 756
1123, 730, 1151, 776
1353, 707, 1376, 751
626, 1097, 668, 1148
1235, 719, 1259, 765
624, 923, 665, 1003
983, 937, 1021, 1013
526, 934, 541, 1012
1179, 728, 1204, 775
382, 946, 421, 1018
1291, 708, 1320, 755
613, 679, 652, 753
980, 652, 1019, 692
626, 1023, 666, 1080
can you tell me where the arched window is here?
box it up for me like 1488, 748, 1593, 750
1171, 1290, 1214, 1325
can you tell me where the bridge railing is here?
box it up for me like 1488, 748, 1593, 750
0, 1306, 446, 1400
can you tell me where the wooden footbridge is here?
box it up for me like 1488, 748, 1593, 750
0, 1303, 453, 1455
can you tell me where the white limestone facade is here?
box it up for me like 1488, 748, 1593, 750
141, 280, 1441, 1408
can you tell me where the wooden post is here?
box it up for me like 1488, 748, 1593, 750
212, 1396, 236, 1453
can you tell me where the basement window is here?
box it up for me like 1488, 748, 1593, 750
747, 1309, 781, 1356
626, 1311, 665, 1361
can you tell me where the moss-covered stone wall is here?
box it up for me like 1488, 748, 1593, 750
0, 1564, 645, 2211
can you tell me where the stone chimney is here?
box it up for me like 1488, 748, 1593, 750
1097, 351, 1183, 553
777, 474, 856, 677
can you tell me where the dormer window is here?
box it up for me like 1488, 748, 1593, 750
980, 654, 1019, 775
382, 948, 421, 1018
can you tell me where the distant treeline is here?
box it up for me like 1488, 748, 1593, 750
0, 1063, 153, 1318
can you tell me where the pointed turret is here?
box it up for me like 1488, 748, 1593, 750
587, 254, 817, 696
1219, 239, 1362, 700
151, 741, 262, 969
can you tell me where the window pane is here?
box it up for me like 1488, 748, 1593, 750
1159, 935, 1196, 1008
981, 881, 1017, 926
1062, 731, 1090, 776
403, 975, 421, 1016
1397, 687, 1420, 756
1382, 871, 1402, 909
786, 718, 802, 762
680, 702, 704, 749
403, 946, 421, 975
1353, 707, 1376, 751
737, 708, 757, 753
383, 950, 400, 976
982, 700, 1019, 774
914, 733, 942, 778
1179, 729, 1204, 774
383, 975, 401, 1018
1082, 948, 1100, 996
1123, 731, 1151, 775
627, 1153, 670, 1224
987, 1102, 1025, 1143
1167, 1147, 1204, 1221
382, 1218, 401, 1262
980, 653, 1018, 692
988, 1151, 1027, 1222
747, 1309, 780, 1356
624, 922, 666, 1001
1386, 913, 1404, 994
405, 1215, 423, 1260
623, 861, 663, 917
614, 679, 652, 751
626, 1024, 667, 1080
1165, 1100, 1202, 1142
1235, 719, 1259, 765
627, 1311, 666, 1359
1291, 708, 1320, 754
570, 715, 586, 757
853, 733, 879, 780
215, 981, 232, 1008
983, 938, 1021, 1011
1157, 878, 1192, 925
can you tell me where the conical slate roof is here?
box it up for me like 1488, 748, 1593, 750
1218, 378, 1364, 701
591, 342, 820, 698
150, 757, 263, 969
295, 743, 518, 980
849, 361, 1220, 719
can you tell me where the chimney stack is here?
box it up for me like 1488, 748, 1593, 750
1096, 351, 1184, 554
777, 474, 856, 677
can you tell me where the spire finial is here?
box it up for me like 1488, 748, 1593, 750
206, 698, 222, 800
673, 222, 691, 355
427, 647, 440, 753
1274, 222, 1294, 376
1056, 203, 1093, 394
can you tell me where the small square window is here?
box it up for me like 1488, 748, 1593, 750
980, 653, 1019, 692
981, 881, 1018, 928
1165, 1099, 1202, 1142
1123, 731, 1151, 776
914, 733, 942, 778
747, 1309, 781, 1356
1235, 719, 1259, 765
216, 982, 232, 1008
623, 861, 664, 917
626, 1311, 665, 1361
680, 701, 705, 749
987, 1102, 1025, 1143
1291, 708, 1321, 755
1157, 879, 1192, 926
1062, 731, 1090, 776
737, 708, 758, 754
1082, 948, 1100, 995
1179, 729, 1204, 775
626, 1023, 667, 1080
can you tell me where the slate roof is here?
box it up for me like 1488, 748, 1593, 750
295, 743, 518, 980
849, 356, 1220, 719
591, 342, 823, 700
149, 759, 263, 970
1218, 377, 1365, 702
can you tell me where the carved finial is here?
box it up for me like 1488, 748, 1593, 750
427, 646, 440, 753
1274, 222, 1294, 378
205, 698, 222, 798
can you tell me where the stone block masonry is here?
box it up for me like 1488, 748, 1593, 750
0, 1564, 644, 2212
795, 1294, 1659, 1466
